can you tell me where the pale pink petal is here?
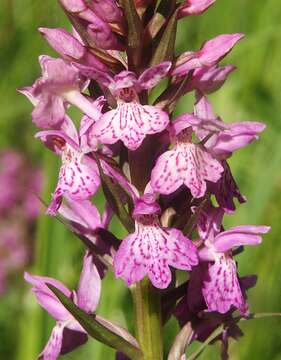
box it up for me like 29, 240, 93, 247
62, 198, 102, 229
202, 255, 247, 315
114, 233, 148, 285
151, 150, 186, 194
133, 194, 161, 217
73, 63, 113, 88
114, 220, 198, 289
87, 0, 124, 23
178, 0, 216, 18
190, 65, 236, 94
165, 228, 198, 270
206, 121, 266, 157
151, 143, 223, 198
32, 93, 65, 129
91, 102, 169, 150
113, 71, 138, 92
24, 272, 71, 321
140, 105, 169, 134
38, 323, 64, 360
35, 129, 79, 156
214, 225, 270, 252
77, 252, 101, 313
173, 34, 244, 76
39, 27, 85, 61
138, 61, 172, 90
24, 272, 71, 298
183, 144, 223, 198
47, 146, 100, 214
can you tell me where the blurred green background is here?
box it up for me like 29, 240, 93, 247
0, 0, 280, 359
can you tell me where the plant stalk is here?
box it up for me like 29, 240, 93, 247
131, 278, 163, 360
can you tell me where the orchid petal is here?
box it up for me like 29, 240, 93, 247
24, 272, 71, 321
47, 147, 100, 214
32, 93, 65, 129
39, 27, 85, 61
38, 323, 64, 360
173, 34, 244, 76
214, 225, 270, 252
91, 103, 169, 150
60, 327, 88, 355
202, 255, 248, 315
178, 0, 216, 18
210, 161, 246, 213
114, 219, 198, 289
190, 65, 236, 94
138, 61, 172, 90
206, 121, 266, 157
151, 143, 223, 198
77, 252, 101, 313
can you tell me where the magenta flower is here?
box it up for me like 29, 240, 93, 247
39, 27, 109, 70
178, 0, 216, 18
59, 1, 124, 50
25, 252, 101, 359
197, 204, 270, 315
20, 55, 101, 129
172, 33, 244, 77
36, 112, 102, 214
189, 64, 236, 94
114, 192, 198, 289
192, 94, 265, 211
193, 95, 266, 156
61, 0, 124, 24
77, 62, 171, 150
151, 119, 224, 197
203, 121, 266, 158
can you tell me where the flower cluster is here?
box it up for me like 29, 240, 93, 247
0, 150, 42, 295
21, 0, 270, 359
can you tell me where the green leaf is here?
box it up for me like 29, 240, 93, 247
47, 284, 143, 360
150, 10, 178, 66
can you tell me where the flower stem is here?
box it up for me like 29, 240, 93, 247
131, 278, 163, 360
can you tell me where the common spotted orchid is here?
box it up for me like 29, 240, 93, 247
114, 191, 198, 288
77, 62, 171, 150
35, 104, 103, 214
20, 0, 273, 358
151, 118, 224, 197
196, 203, 270, 314
19, 55, 101, 129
